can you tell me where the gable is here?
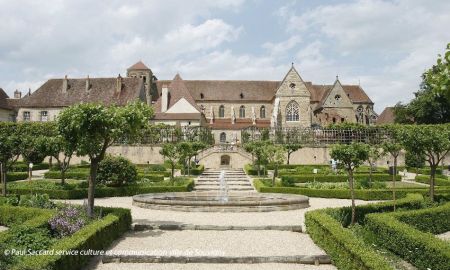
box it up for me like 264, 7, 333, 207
166, 98, 200, 113
275, 66, 310, 98
321, 80, 353, 108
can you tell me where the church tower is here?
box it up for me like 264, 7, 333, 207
127, 61, 153, 105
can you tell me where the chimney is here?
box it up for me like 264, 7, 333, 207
161, 85, 169, 112
62, 75, 68, 93
116, 74, 122, 94
14, 89, 22, 99
85, 75, 90, 92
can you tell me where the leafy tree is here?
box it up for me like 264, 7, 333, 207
284, 143, 302, 165
266, 144, 286, 186
244, 141, 270, 176
57, 102, 152, 216
0, 123, 21, 196
38, 135, 75, 185
367, 146, 385, 186
160, 143, 182, 181
330, 142, 369, 225
405, 150, 425, 170
400, 124, 450, 201
425, 43, 450, 101
97, 155, 137, 186
382, 126, 403, 211
177, 142, 193, 176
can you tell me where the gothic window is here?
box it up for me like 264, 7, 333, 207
239, 105, 245, 118
23, 111, 30, 121
285, 101, 299, 122
220, 132, 226, 143
260, 106, 266, 118
219, 105, 225, 118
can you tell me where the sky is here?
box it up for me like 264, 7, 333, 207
0, 0, 449, 113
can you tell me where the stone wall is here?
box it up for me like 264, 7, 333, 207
198, 151, 252, 169
198, 102, 273, 121
16, 107, 62, 122
0, 108, 13, 121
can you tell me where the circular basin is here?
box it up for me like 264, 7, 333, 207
132, 192, 309, 212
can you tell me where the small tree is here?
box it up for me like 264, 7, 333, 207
177, 142, 193, 176
160, 143, 182, 181
0, 123, 22, 196
244, 141, 269, 176
284, 143, 302, 165
331, 142, 369, 225
400, 124, 450, 201
266, 144, 286, 186
367, 146, 385, 186
58, 102, 152, 217
38, 135, 74, 185
382, 126, 403, 211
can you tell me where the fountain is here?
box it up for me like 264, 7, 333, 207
217, 170, 228, 203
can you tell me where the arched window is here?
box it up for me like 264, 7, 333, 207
285, 101, 299, 121
219, 105, 225, 118
220, 132, 226, 143
239, 105, 245, 118
260, 106, 266, 118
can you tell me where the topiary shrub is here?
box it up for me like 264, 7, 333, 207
97, 155, 137, 187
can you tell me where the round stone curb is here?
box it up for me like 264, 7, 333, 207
132, 223, 303, 232
102, 255, 331, 265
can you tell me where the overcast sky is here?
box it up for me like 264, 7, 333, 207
0, 0, 449, 113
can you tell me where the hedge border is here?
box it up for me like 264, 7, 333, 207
281, 174, 401, 184
415, 175, 450, 186
365, 204, 450, 270
305, 194, 423, 270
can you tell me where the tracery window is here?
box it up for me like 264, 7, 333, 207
260, 106, 266, 118
219, 105, 225, 118
286, 101, 299, 122
239, 105, 245, 118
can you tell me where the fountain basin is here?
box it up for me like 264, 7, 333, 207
132, 192, 310, 212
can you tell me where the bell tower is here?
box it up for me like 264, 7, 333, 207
127, 61, 153, 105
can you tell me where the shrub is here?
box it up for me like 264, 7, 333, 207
366, 205, 450, 270
244, 164, 266, 176
415, 175, 450, 186
97, 155, 138, 187
6, 172, 29, 182
281, 174, 400, 184
44, 170, 89, 180
137, 174, 165, 182
181, 164, 205, 175
49, 206, 89, 237
394, 202, 450, 234
11, 163, 50, 172
7, 225, 55, 251
18, 194, 55, 209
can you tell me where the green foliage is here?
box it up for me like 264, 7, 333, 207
44, 170, 89, 180
18, 194, 55, 209
5, 172, 28, 181
180, 164, 205, 175
281, 174, 400, 184
404, 150, 425, 169
395, 202, 450, 234
160, 143, 183, 179
366, 205, 450, 270
97, 155, 137, 187
244, 164, 266, 176
11, 162, 50, 172
331, 143, 370, 170
8, 225, 55, 251
415, 175, 450, 186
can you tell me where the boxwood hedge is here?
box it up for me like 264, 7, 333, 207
181, 164, 205, 175
365, 204, 450, 270
281, 174, 401, 184
6, 172, 29, 182
415, 175, 450, 186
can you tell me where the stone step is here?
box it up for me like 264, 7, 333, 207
195, 182, 251, 186
132, 223, 303, 232
94, 263, 336, 270
194, 187, 254, 191
101, 230, 330, 265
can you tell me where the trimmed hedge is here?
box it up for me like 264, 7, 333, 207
137, 174, 165, 182
305, 194, 424, 270
44, 170, 89, 180
5, 172, 29, 182
365, 204, 450, 270
244, 164, 266, 176
0, 205, 54, 228
415, 175, 450, 186
181, 164, 205, 175
395, 202, 450, 234
10, 163, 50, 172
3, 180, 195, 199
13, 206, 131, 270
281, 174, 401, 184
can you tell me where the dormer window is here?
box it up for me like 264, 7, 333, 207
240, 93, 244, 99
289, 83, 296, 89
200, 93, 204, 99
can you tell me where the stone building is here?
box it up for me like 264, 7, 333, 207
3, 61, 376, 144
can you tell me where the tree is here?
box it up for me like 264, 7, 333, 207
58, 102, 152, 217
160, 143, 182, 181
330, 142, 369, 225
382, 126, 403, 211
266, 144, 286, 186
38, 135, 74, 185
394, 43, 450, 124
0, 123, 22, 196
244, 141, 269, 176
284, 143, 302, 165
367, 146, 385, 186
400, 124, 450, 201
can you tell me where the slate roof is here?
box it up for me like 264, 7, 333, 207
17, 77, 145, 108
0, 88, 10, 110
376, 107, 395, 124
128, 61, 150, 70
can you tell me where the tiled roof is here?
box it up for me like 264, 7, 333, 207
153, 112, 201, 120
208, 118, 271, 130
153, 74, 200, 113
376, 107, 395, 124
17, 77, 145, 108
0, 88, 10, 110
155, 80, 372, 104
128, 61, 150, 70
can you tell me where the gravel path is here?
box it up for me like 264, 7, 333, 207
0, 226, 8, 232
60, 197, 376, 228
437, 231, 450, 241
91, 263, 336, 270
106, 230, 327, 257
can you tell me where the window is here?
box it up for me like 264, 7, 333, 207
335, 95, 341, 101
240, 93, 244, 99
260, 106, 266, 118
357, 106, 364, 113
200, 93, 204, 99
220, 132, 226, 143
239, 105, 245, 118
23, 111, 31, 121
200, 105, 205, 114
40, 111, 48, 122
219, 105, 225, 118
289, 83, 296, 89
285, 101, 299, 121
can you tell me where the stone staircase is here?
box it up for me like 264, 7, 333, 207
194, 169, 255, 192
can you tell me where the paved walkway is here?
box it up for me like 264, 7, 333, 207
437, 231, 450, 241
